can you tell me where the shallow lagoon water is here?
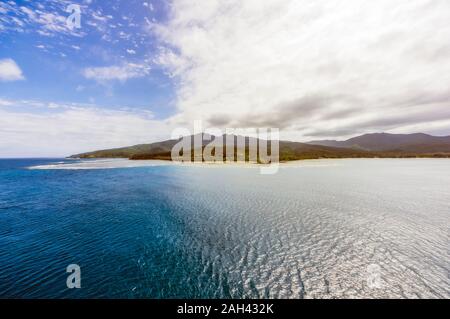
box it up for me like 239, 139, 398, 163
0, 158, 448, 298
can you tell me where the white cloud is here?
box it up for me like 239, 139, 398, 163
19, 5, 84, 37
83, 63, 150, 82
0, 98, 14, 107
143, 2, 154, 11
153, 0, 450, 140
0, 100, 172, 157
92, 11, 107, 22
0, 58, 25, 81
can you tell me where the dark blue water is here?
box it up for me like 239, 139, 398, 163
0, 158, 449, 298
0, 158, 221, 298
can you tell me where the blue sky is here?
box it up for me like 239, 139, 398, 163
1, 0, 450, 157
0, 0, 175, 118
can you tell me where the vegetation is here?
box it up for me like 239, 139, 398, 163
70, 133, 450, 162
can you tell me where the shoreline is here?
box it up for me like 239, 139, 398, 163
27, 156, 450, 170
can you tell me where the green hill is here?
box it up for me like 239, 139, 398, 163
70, 133, 450, 161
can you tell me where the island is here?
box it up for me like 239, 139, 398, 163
70, 132, 450, 162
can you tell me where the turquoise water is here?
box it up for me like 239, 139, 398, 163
0, 158, 448, 298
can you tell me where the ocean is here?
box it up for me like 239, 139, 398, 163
0, 158, 448, 298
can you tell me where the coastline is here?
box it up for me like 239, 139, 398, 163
27, 156, 450, 170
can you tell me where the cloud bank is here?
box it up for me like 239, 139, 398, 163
0, 100, 170, 157
155, 0, 450, 140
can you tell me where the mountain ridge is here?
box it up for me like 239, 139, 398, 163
70, 132, 450, 161
307, 132, 450, 153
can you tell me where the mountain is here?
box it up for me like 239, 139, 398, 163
71, 134, 375, 161
70, 132, 450, 161
70, 138, 178, 159
307, 133, 450, 153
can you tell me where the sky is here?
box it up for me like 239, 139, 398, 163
1, 0, 450, 157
